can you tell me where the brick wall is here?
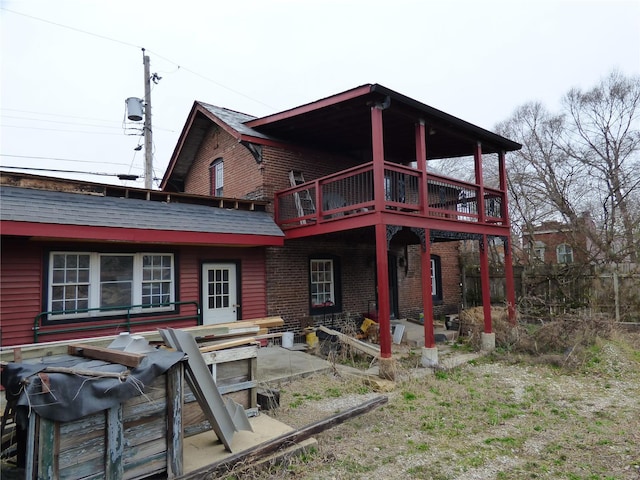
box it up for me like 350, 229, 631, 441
182, 124, 365, 205
398, 241, 461, 320
183, 125, 265, 199
266, 239, 377, 333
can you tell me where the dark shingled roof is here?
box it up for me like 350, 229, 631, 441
197, 102, 273, 140
0, 186, 284, 238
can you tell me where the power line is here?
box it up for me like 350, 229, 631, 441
0, 114, 175, 132
0, 107, 122, 124
2, 115, 124, 129
0, 154, 133, 167
1, 7, 276, 111
1, 165, 142, 179
1, 7, 141, 50
0, 124, 135, 136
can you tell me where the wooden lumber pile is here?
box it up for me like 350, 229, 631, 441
0, 316, 285, 363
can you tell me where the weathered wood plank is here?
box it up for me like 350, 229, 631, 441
177, 396, 389, 480
37, 416, 58, 478
106, 405, 124, 480
68, 344, 145, 368
58, 436, 104, 469
124, 454, 166, 480
201, 345, 258, 365
198, 337, 258, 353
166, 363, 183, 478
318, 325, 381, 358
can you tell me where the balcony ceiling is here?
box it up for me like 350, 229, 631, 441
246, 84, 521, 162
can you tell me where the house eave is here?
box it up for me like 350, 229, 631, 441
1, 221, 284, 247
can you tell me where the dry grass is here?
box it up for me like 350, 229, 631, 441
229, 316, 640, 480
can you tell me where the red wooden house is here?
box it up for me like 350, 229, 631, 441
0, 173, 284, 346
162, 84, 521, 371
1, 84, 520, 371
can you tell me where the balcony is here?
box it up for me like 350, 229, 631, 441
275, 161, 506, 233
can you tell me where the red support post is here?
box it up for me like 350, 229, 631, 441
479, 234, 492, 334
415, 120, 427, 215
474, 142, 486, 223
421, 230, 435, 348
371, 104, 392, 358
375, 223, 392, 358
371, 106, 386, 213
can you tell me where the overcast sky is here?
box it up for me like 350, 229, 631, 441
1, 0, 639, 187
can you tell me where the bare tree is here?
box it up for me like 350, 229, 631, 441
497, 71, 640, 266
562, 71, 640, 263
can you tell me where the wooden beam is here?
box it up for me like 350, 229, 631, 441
198, 337, 258, 353
177, 395, 388, 480
317, 326, 380, 358
67, 344, 145, 368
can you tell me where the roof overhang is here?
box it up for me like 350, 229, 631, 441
246, 83, 521, 160
1, 220, 284, 247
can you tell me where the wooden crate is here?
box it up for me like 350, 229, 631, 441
23, 363, 183, 480
183, 344, 258, 437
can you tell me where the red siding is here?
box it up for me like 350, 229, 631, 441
1, 241, 269, 347
1, 238, 44, 346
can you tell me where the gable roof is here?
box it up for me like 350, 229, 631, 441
0, 185, 284, 246
161, 84, 522, 190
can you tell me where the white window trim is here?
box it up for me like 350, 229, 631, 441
48, 252, 175, 319
430, 258, 437, 296
556, 244, 573, 264
310, 258, 335, 307
211, 159, 223, 197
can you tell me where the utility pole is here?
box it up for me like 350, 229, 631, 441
143, 49, 153, 189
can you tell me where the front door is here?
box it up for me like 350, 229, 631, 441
202, 262, 238, 325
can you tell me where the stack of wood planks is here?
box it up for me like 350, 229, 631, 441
0, 316, 285, 363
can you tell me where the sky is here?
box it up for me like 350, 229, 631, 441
1, 0, 639, 188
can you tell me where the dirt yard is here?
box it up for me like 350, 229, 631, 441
234, 324, 640, 480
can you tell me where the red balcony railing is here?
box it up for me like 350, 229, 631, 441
275, 161, 506, 229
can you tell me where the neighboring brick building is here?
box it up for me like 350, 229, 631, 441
523, 215, 594, 265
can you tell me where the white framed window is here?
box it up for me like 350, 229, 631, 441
48, 252, 175, 319
430, 255, 442, 301
310, 259, 334, 307
430, 258, 437, 296
210, 158, 223, 197
556, 244, 573, 264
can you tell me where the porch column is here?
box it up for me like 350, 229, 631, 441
421, 229, 438, 367
421, 231, 435, 348
415, 120, 427, 215
375, 223, 396, 379
371, 102, 386, 212
375, 223, 392, 359
499, 150, 517, 325
474, 142, 485, 223
479, 234, 495, 350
